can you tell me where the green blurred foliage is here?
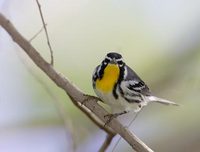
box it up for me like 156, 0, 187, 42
1, 0, 200, 152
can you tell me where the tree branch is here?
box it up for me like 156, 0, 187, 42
99, 134, 115, 152
35, 0, 54, 65
0, 13, 153, 152
29, 24, 46, 42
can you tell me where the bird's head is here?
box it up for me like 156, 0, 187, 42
102, 52, 125, 67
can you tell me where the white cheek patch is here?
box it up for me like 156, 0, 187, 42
123, 66, 128, 78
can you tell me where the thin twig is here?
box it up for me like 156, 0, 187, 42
35, 0, 54, 65
112, 109, 144, 152
29, 24, 47, 42
0, 13, 153, 152
99, 134, 115, 152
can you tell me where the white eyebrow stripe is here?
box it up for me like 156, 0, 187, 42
105, 57, 122, 61
105, 56, 112, 61
116, 58, 123, 62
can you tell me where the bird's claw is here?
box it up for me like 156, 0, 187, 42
104, 114, 117, 126
104, 111, 128, 126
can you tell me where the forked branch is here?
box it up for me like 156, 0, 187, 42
0, 13, 153, 152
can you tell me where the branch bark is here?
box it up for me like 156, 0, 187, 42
0, 13, 153, 152
99, 134, 115, 152
35, 0, 54, 65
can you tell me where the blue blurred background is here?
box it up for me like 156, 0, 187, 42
0, 0, 200, 152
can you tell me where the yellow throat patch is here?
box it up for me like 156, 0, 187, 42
96, 64, 120, 93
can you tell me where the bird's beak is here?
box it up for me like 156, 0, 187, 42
110, 58, 117, 64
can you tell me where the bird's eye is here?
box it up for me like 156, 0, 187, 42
104, 58, 110, 63
117, 60, 123, 65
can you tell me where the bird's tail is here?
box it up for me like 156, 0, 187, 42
147, 96, 179, 106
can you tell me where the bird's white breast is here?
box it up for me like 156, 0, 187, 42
94, 87, 138, 113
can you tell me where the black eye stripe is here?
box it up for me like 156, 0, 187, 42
117, 60, 123, 64
104, 58, 110, 63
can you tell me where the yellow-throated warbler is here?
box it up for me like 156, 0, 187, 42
92, 52, 178, 117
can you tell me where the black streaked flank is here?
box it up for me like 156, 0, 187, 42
112, 83, 118, 99
124, 97, 141, 103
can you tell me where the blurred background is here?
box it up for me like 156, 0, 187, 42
0, 0, 200, 152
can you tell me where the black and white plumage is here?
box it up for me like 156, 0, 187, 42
92, 52, 178, 115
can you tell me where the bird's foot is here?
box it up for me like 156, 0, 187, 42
104, 111, 128, 126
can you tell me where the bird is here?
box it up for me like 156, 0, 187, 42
92, 52, 178, 120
